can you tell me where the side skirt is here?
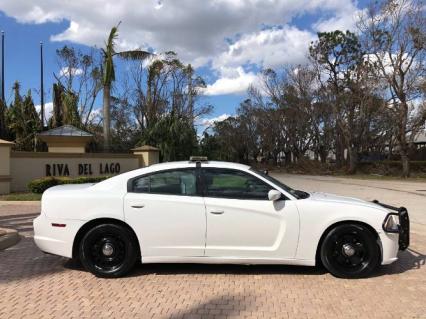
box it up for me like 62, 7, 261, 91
141, 256, 316, 266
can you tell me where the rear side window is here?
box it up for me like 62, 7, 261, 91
131, 169, 197, 195
202, 168, 273, 200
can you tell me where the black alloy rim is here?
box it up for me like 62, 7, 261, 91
86, 231, 127, 272
328, 230, 369, 271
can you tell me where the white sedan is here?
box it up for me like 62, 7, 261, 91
33, 158, 409, 278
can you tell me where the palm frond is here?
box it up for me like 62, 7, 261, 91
116, 50, 152, 61
102, 24, 121, 86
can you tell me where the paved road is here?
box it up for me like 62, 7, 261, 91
0, 175, 426, 319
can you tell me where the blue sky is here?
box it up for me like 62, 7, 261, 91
0, 0, 368, 127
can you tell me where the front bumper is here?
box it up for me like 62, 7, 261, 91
373, 200, 410, 250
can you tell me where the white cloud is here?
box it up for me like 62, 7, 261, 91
35, 101, 53, 125
312, 2, 364, 32
202, 25, 315, 95
0, 0, 364, 96
199, 113, 231, 127
203, 67, 258, 96
59, 67, 83, 77
213, 26, 316, 71
365, 52, 417, 75
0, 0, 360, 64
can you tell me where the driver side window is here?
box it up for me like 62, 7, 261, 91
203, 168, 273, 200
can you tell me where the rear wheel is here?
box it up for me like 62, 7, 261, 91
79, 223, 138, 278
320, 223, 380, 278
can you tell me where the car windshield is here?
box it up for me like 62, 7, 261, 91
250, 168, 309, 199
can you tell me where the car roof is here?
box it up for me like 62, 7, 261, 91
149, 160, 251, 171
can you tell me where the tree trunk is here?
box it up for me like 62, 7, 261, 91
400, 150, 410, 178
284, 150, 291, 165
103, 84, 111, 151
335, 134, 344, 168
348, 147, 358, 174
319, 145, 327, 163
398, 100, 410, 177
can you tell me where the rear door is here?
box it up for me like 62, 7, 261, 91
202, 168, 299, 259
124, 167, 206, 258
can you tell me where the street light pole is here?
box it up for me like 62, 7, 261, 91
1, 31, 4, 103
40, 41, 44, 130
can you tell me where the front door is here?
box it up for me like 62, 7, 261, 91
202, 168, 299, 259
124, 168, 206, 257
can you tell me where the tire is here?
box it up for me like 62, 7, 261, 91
320, 223, 380, 278
79, 223, 138, 278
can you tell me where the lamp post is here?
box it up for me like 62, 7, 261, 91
40, 41, 44, 129
1, 31, 4, 103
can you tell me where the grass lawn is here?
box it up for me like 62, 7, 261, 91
0, 192, 42, 201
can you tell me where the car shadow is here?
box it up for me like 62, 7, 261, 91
64, 246, 426, 279
129, 249, 426, 277
129, 262, 327, 278
373, 248, 426, 277
0, 237, 67, 283
126, 246, 426, 279
3, 244, 425, 281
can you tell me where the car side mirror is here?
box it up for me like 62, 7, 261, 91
268, 189, 282, 201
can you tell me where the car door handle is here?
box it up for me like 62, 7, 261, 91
131, 205, 145, 209
210, 210, 224, 215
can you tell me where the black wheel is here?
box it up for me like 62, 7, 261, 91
320, 223, 380, 278
79, 223, 138, 278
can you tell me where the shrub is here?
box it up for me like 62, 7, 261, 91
28, 176, 110, 194
27, 177, 59, 194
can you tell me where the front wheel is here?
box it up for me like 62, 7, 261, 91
79, 223, 138, 278
320, 223, 380, 278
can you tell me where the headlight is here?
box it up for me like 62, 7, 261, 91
383, 213, 400, 233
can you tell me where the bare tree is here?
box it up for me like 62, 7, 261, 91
358, 0, 426, 176
125, 52, 211, 131
54, 46, 103, 128
310, 30, 390, 173
260, 66, 327, 164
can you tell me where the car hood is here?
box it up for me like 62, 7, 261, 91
308, 192, 387, 211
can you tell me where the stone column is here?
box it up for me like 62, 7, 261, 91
131, 145, 160, 168
0, 139, 13, 194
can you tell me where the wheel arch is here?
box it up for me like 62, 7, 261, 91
314, 220, 383, 266
72, 218, 141, 260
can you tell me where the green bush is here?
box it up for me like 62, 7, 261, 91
28, 176, 110, 194
27, 177, 59, 194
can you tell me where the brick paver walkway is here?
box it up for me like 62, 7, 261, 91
1, 202, 425, 319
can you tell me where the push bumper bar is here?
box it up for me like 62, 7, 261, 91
372, 200, 410, 250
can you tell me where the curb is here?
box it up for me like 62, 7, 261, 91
0, 228, 21, 250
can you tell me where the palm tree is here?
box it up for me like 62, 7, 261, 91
102, 23, 151, 151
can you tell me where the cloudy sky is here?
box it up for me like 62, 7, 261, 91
0, 0, 367, 125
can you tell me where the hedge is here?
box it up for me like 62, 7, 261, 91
28, 176, 110, 194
